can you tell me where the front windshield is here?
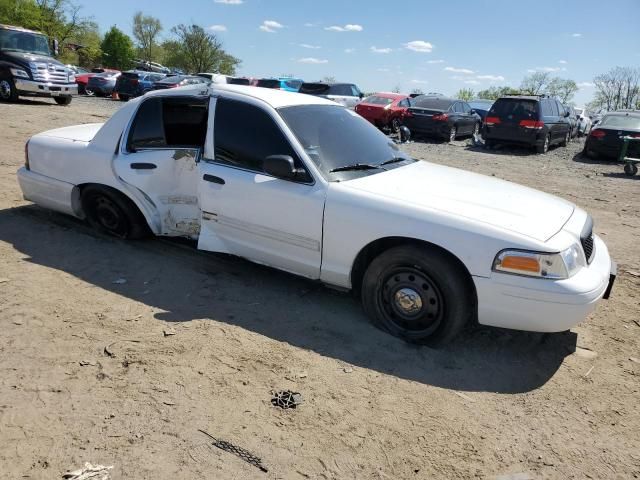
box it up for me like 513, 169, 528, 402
0, 29, 50, 56
279, 104, 412, 181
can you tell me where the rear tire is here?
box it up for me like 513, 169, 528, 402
560, 131, 570, 147
447, 126, 457, 142
624, 163, 638, 176
537, 134, 550, 154
54, 96, 72, 106
81, 186, 149, 239
361, 245, 474, 347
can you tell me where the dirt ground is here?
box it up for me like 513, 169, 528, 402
0, 96, 639, 480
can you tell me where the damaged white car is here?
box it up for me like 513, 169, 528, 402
17, 84, 616, 345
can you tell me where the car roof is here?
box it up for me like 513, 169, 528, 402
368, 92, 408, 100
604, 110, 640, 118
496, 95, 543, 101
145, 83, 338, 108
301, 82, 354, 87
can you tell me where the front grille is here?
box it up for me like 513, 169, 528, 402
30, 62, 69, 84
580, 216, 595, 264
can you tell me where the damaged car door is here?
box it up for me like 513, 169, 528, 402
114, 95, 208, 237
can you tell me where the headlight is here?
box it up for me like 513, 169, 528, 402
493, 244, 586, 280
10, 68, 29, 79
68, 73, 76, 83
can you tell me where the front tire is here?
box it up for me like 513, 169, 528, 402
81, 186, 149, 239
54, 96, 72, 106
361, 245, 474, 346
0, 76, 19, 102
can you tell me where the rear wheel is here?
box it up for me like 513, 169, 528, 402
560, 130, 570, 147
472, 123, 480, 136
0, 76, 19, 102
54, 96, 72, 106
361, 245, 474, 346
119, 94, 129, 102
81, 186, 149, 239
84, 88, 95, 96
447, 126, 457, 142
624, 163, 638, 176
537, 134, 550, 154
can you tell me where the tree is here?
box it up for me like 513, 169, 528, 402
476, 86, 519, 100
322, 76, 336, 83
411, 88, 424, 95
547, 78, 578, 103
455, 88, 474, 101
391, 85, 401, 93
167, 24, 240, 74
132, 11, 162, 62
592, 66, 640, 111
101, 26, 133, 70
520, 72, 551, 95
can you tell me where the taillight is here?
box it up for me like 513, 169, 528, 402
131, 79, 139, 85
432, 113, 449, 121
519, 120, 544, 129
590, 129, 606, 138
24, 139, 30, 170
630, 133, 640, 138
485, 116, 501, 125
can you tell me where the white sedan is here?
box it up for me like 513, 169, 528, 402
17, 84, 616, 345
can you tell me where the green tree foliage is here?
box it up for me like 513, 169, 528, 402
591, 66, 640, 111
164, 24, 240, 74
100, 26, 133, 70
520, 72, 551, 95
132, 11, 162, 62
546, 78, 578, 103
476, 86, 519, 100
454, 88, 474, 101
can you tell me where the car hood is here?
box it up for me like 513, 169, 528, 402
341, 160, 575, 242
36, 123, 104, 143
3, 51, 63, 66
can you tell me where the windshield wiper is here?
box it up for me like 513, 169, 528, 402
380, 156, 414, 166
329, 163, 386, 173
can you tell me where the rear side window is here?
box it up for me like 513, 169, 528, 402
350, 85, 361, 97
128, 97, 208, 150
491, 99, 539, 120
398, 99, 410, 108
213, 98, 301, 174
453, 103, 464, 113
462, 103, 471, 113
329, 85, 353, 96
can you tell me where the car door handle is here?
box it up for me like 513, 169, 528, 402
131, 163, 157, 170
203, 174, 225, 185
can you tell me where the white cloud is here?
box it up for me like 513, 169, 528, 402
325, 24, 363, 32
371, 46, 392, 54
427, 59, 444, 64
558, 60, 567, 64
298, 57, 328, 64
572, 33, 582, 37
578, 82, 595, 88
259, 20, 284, 33
411, 79, 428, 84
464, 80, 480, 85
377, 68, 390, 72
208, 24, 227, 32
344, 48, 355, 54
299, 43, 320, 49
214, 0, 243, 3
444, 66, 474, 74
404, 40, 434, 52
528, 66, 564, 73
476, 74, 505, 81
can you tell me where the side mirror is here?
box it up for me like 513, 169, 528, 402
264, 155, 298, 180
359, 92, 365, 99
470, 109, 476, 115
564, 110, 570, 118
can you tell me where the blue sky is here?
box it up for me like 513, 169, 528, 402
78, 0, 640, 106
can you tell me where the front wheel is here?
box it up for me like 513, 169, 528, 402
0, 76, 19, 102
390, 117, 401, 133
361, 245, 474, 346
54, 96, 72, 106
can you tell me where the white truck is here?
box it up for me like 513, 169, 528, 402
17, 84, 616, 345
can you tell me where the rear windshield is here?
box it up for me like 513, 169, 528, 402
410, 96, 453, 110
283, 79, 303, 90
299, 83, 330, 95
228, 77, 251, 86
599, 115, 640, 130
256, 79, 281, 89
490, 99, 539, 120
363, 96, 394, 106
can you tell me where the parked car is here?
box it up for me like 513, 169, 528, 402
278, 77, 304, 92
583, 110, 640, 160
483, 95, 571, 153
75, 68, 118, 95
564, 105, 579, 139
86, 71, 121, 97
574, 107, 592, 136
402, 96, 481, 141
0, 24, 77, 105
114, 70, 166, 101
354, 92, 410, 132
254, 78, 281, 89
197, 73, 231, 84
151, 75, 210, 90
66, 65, 89, 75
298, 82, 364, 109
16, 84, 616, 345
134, 59, 170, 74
468, 99, 494, 123
227, 77, 252, 86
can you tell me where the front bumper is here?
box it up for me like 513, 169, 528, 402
474, 235, 615, 332
15, 79, 77, 97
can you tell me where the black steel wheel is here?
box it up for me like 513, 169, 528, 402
0, 76, 19, 102
81, 186, 149, 239
361, 245, 474, 346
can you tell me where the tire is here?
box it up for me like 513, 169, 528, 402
537, 134, 550, 154
390, 117, 401, 133
0, 75, 19, 102
119, 95, 129, 102
582, 143, 597, 160
361, 245, 474, 346
84, 88, 95, 96
54, 96, 72, 106
447, 126, 457, 142
560, 131, 570, 147
81, 186, 149, 239
624, 163, 638, 176
485, 139, 496, 149
472, 123, 480, 137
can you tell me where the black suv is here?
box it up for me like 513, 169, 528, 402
483, 95, 571, 153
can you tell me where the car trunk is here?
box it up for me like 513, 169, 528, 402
485, 99, 541, 142
592, 127, 640, 157
116, 73, 140, 96
404, 107, 447, 131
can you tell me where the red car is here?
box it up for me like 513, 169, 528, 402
76, 68, 119, 95
354, 92, 411, 131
